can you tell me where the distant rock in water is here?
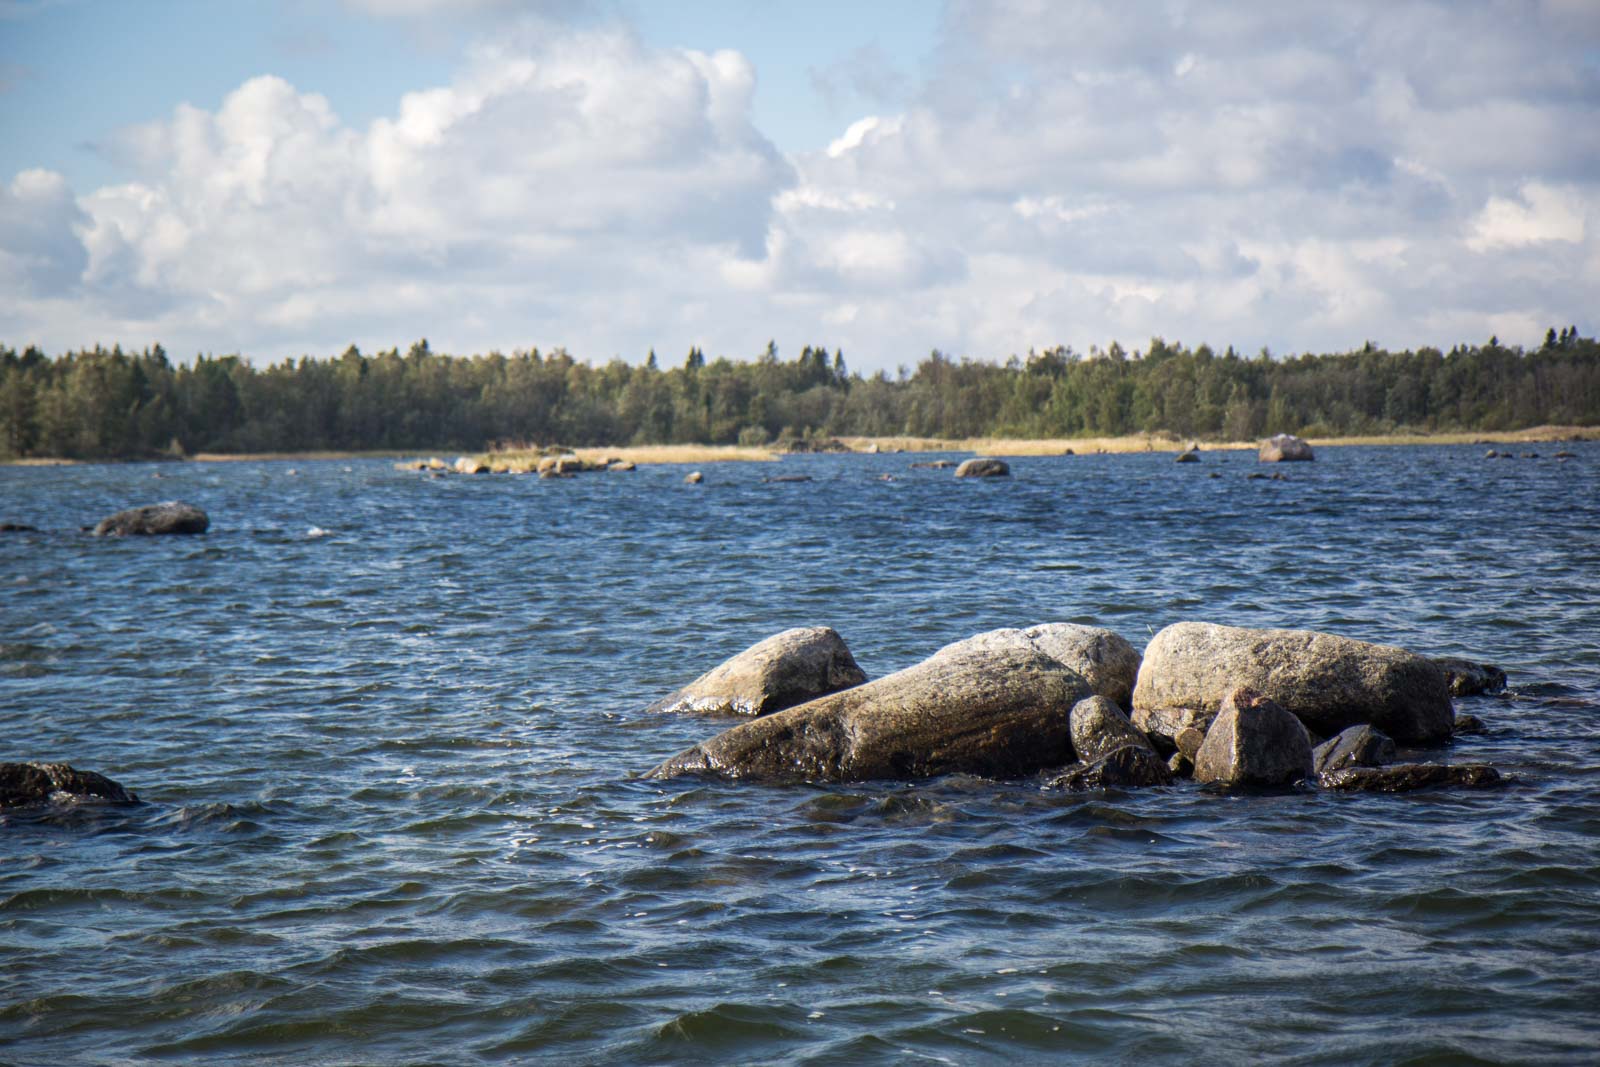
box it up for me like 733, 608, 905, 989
1175, 449, 1201, 463
1319, 763, 1503, 792
645, 643, 1092, 784
954, 457, 1010, 478
777, 437, 849, 454
1, 522, 38, 533
934, 623, 1141, 709
1132, 621, 1454, 744
1259, 434, 1314, 462
763, 475, 814, 483
684, 471, 703, 484
1, 762, 139, 809
647, 626, 867, 717
1432, 657, 1507, 697
910, 460, 956, 469
92, 501, 208, 537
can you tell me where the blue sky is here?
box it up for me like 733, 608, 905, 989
1, 1, 1596, 368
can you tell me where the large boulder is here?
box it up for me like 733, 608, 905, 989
1193, 687, 1314, 787
1069, 695, 1153, 763
646, 627, 867, 717
92, 501, 208, 536
954, 457, 1010, 478
1320, 764, 1502, 792
1311, 725, 1397, 776
0, 762, 138, 809
934, 623, 1141, 708
1259, 434, 1314, 461
1431, 657, 1507, 697
1046, 744, 1172, 791
1132, 621, 1454, 745
645, 644, 1092, 783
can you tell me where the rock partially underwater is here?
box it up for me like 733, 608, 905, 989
1, 762, 139, 809
647, 627, 867, 717
92, 501, 209, 536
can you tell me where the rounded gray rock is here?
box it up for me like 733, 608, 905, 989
935, 623, 1141, 709
1132, 621, 1454, 744
1259, 434, 1314, 461
646, 626, 866, 717
954, 457, 1010, 478
645, 644, 1092, 784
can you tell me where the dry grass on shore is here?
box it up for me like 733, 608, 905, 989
472, 443, 777, 471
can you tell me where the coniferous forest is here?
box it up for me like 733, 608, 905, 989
2, 331, 1597, 460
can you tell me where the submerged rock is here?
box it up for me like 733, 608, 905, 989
934, 623, 1141, 708
0, 762, 138, 809
1175, 449, 1201, 463
645, 644, 1092, 784
1046, 744, 1172, 791
1132, 621, 1454, 744
1193, 687, 1314, 788
954, 457, 1010, 478
1069, 695, 1153, 763
1259, 434, 1314, 462
646, 626, 867, 717
92, 501, 209, 536
910, 460, 956, 469
1, 522, 38, 533
1311, 724, 1397, 776
1319, 763, 1503, 792
1432, 657, 1508, 697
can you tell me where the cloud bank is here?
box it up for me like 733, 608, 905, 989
3, 2, 1597, 368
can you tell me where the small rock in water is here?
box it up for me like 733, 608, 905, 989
1312, 725, 1397, 776
1193, 687, 1314, 788
1453, 714, 1487, 735
0, 762, 139, 809
954, 457, 1010, 478
684, 471, 704, 484
1432, 657, 1507, 697
92, 501, 209, 537
1175, 449, 1201, 463
1045, 744, 1172, 791
306, 526, 331, 539
647, 626, 867, 717
1319, 763, 1502, 792
1259, 434, 1314, 462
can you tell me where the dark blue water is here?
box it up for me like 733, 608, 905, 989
3, 446, 1598, 1065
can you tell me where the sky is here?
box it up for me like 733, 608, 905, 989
1, 0, 1597, 371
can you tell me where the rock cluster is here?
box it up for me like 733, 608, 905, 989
642, 620, 1507, 796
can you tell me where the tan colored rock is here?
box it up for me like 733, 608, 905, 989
453, 457, 488, 474
684, 471, 704, 484
1132, 621, 1454, 744
645, 645, 1091, 783
1259, 434, 1314, 461
934, 623, 1141, 708
647, 627, 867, 717
954, 457, 1010, 478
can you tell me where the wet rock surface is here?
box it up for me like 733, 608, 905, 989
1133, 621, 1455, 743
92, 501, 209, 536
1312, 725, 1397, 776
1193, 687, 1314, 788
1432, 657, 1508, 697
0, 762, 139, 809
1319, 763, 1503, 792
1069, 695, 1153, 763
1046, 744, 1173, 791
935, 623, 1141, 708
647, 626, 867, 717
645, 644, 1092, 784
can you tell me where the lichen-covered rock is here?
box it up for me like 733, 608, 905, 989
1193, 687, 1314, 788
646, 627, 867, 717
1069, 695, 1153, 763
1132, 621, 1454, 744
1432, 657, 1508, 697
1311, 725, 1397, 776
1319, 763, 1502, 792
0, 762, 138, 809
92, 501, 209, 536
954, 457, 1010, 478
1259, 434, 1314, 461
645, 644, 1092, 784
935, 623, 1141, 708
1045, 744, 1172, 791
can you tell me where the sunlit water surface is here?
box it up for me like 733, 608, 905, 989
3, 446, 1598, 1064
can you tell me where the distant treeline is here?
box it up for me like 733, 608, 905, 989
2, 330, 1597, 459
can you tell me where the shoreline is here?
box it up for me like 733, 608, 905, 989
4, 425, 1593, 468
